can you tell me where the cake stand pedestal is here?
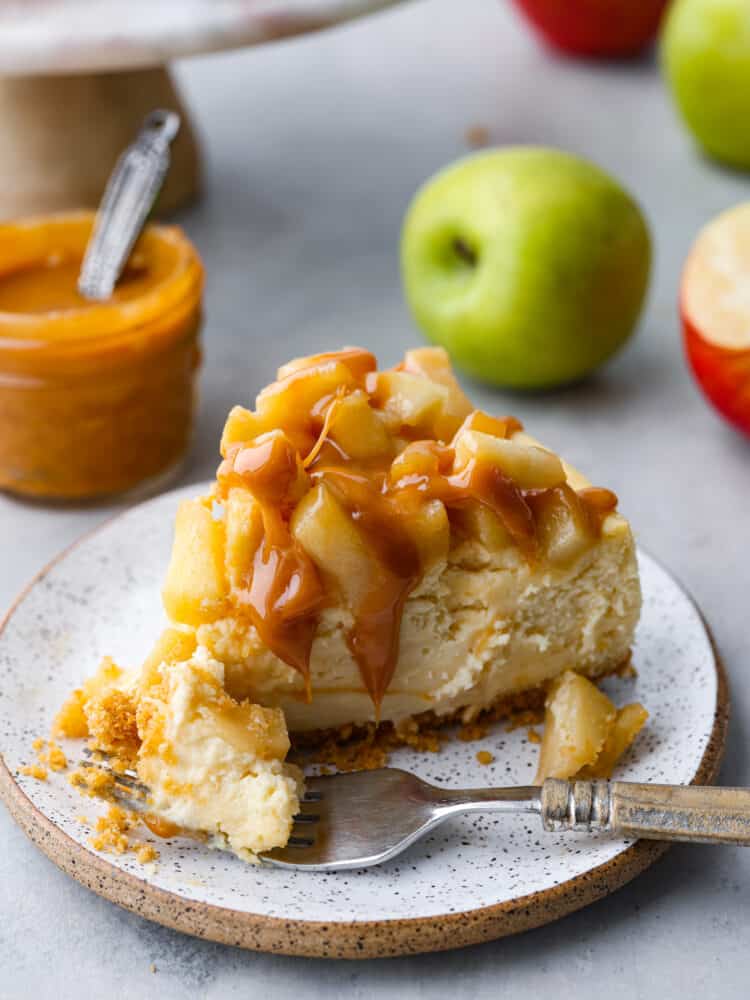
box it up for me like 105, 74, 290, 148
0, 0, 403, 219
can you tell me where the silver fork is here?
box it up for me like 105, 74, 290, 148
86, 762, 750, 871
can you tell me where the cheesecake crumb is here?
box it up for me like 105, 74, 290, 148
45, 741, 68, 771
150, 963, 157, 974
84, 689, 139, 764
54, 689, 89, 738
136, 843, 159, 864
90, 805, 134, 854
458, 721, 488, 742
465, 124, 490, 148
20, 763, 47, 781
476, 750, 494, 765
505, 708, 544, 733
69, 766, 115, 799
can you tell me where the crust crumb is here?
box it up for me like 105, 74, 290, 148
54, 689, 89, 738
90, 805, 135, 854
505, 708, 544, 733
476, 750, 494, 765
20, 763, 47, 781
68, 766, 115, 799
458, 721, 488, 742
136, 843, 159, 864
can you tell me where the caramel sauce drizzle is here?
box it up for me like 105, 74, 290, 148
216, 367, 617, 710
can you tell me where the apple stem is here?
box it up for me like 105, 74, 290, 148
453, 237, 477, 267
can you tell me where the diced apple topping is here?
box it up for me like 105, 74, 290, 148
455, 410, 521, 440
224, 430, 309, 509
156, 346, 622, 707
453, 429, 566, 489
162, 499, 228, 627
402, 346, 473, 438
535, 671, 647, 783
369, 370, 450, 436
220, 405, 268, 458
256, 360, 358, 432
389, 440, 450, 486
277, 347, 376, 383
451, 502, 512, 551
530, 485, 594, 566
327, 390, 393, 460
403, 498, 450, 570
224, 486, 264, 591
291, 482, 386, 610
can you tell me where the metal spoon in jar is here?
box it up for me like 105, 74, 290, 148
77, 109, 180, 302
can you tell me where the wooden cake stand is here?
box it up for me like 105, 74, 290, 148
0, 0, 403, 218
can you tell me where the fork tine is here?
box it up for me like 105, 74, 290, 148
77, 758, 149, 797
287, 835, 316, 847
291, 812, 319, 824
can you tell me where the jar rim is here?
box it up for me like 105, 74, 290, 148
0, 211, 203, 351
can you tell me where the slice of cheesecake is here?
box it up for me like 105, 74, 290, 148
59, 345, 641, 860
159, 346, 641, 736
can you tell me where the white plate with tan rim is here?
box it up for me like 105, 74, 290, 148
0, 483, 728, 958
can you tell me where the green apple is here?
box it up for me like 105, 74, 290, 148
662, 0, 750, 170
400, 147, 651, 390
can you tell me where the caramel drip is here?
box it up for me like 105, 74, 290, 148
215, 377, 618, 710
143, 814, 181, 839
218, 438, 325, 695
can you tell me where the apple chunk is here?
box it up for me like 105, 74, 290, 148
370, 370, 450, 435
291, 483, 386, 610
402, 346, 473, 438
277, 347, 376, 383
453, 429, 566, 489
327, 390, 392, 460
220, 405, 268, 457
529, 485, 594, 566
256, 360, 357, 433
536, 671, 648, 782
162, 499, 228, 626
224, 487, 264, 591
535, 672, 615, 782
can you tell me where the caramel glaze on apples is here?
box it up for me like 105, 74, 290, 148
215, 348, 617, 710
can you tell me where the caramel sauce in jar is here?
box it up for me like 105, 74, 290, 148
0, 213, 203, 501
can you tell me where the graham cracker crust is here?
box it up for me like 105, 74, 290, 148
291, 653, 634, 772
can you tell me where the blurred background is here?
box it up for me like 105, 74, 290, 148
2, 0, 750, 995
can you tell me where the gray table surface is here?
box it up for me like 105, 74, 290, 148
2, 1, 749, 996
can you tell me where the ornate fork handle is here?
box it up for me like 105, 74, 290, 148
540, 779, 750, 846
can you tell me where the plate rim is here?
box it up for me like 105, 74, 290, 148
0, 489, 730, 959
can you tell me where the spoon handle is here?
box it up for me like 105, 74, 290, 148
541, 778, 750, 845
78, 109, 180, 301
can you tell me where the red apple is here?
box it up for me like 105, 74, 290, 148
512, 0, 670, 59
682, 203, 750, 437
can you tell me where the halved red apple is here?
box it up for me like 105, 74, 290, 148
682, 203, 750, 437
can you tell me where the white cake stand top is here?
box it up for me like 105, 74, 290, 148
0, 0, 403, 75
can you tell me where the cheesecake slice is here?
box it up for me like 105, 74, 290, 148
59, 345, 641, 860
160, 346, 641, 736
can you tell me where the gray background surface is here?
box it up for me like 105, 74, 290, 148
2, 1, 749, 996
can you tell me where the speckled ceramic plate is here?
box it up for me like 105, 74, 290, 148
0, 484, 728, 958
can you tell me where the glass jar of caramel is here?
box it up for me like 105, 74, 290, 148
0, 213, 203, 501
